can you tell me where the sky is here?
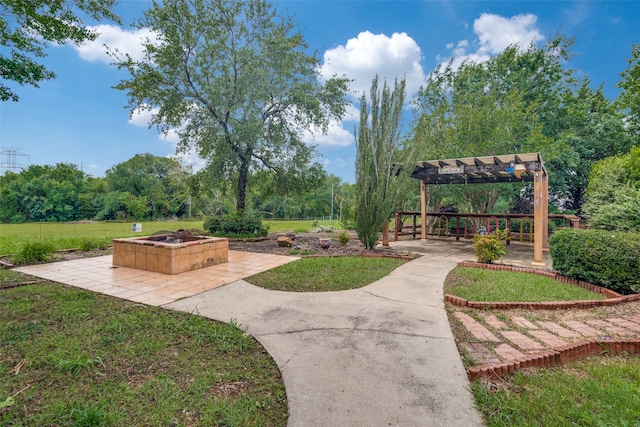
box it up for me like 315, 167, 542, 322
1, 0, 639, 183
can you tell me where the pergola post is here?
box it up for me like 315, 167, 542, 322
542, 172, 549, 249
532, 169, 547, 266
382, 220, 390, 248
420, 180, 427, 241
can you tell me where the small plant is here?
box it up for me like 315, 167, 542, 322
338, 231, 350, 246
311, 220, 319, 227
472, 230, 508, 264
51, 355, 105, 376
79, 238, 111, 252
12, 241, 56, 264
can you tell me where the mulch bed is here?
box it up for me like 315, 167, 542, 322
228, 232, 381, 257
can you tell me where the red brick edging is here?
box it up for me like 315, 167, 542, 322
468, 340, 640, 380
445, 261, 639, 310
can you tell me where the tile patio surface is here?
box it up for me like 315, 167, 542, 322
14, 251, 299, 307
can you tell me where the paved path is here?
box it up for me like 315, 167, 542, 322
165, 241, 484, 426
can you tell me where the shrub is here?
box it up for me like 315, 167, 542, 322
204, 215, 268, 238
549, 228, 640, 295
338, 231, 350, 246
341, 219, 356, 230
78, 238, 111, 252
12, 241, 56, 264
473, 231, 508, 264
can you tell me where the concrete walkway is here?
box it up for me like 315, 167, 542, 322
165, 240, 484, 426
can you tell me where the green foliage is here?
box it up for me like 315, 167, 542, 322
338, 231, 350, 246
548, 83, 633, 211
204, 215, 268, 237
583, 147, 640, 232
51, 355, 105, 377
341, 219, 356, 230
78, 238, 112, 252
0, 163, 98, 223
113, 0, 349, 212
549, 228, 640, 294
356, 76, 409, 249
12, 241, 55, 264
0, 0, 119, 102
616, 44, 640, 142
472, 232, 507, 264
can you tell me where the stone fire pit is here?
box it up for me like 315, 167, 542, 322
112, 230, 228, 275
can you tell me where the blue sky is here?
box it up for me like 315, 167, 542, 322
1, 0, 638, 183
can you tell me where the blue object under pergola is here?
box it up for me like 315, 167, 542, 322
409, 153, 549, 266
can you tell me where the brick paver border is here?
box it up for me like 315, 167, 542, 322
468, 339, 640, 380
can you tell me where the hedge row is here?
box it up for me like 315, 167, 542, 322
549, 228, 640, 295
204, 215, 268, 238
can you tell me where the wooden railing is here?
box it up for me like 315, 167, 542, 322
392, 211, 581, 243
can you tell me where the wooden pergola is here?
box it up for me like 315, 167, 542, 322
409, 153, 548, 266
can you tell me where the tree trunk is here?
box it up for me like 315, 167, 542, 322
236, 156, 250, 213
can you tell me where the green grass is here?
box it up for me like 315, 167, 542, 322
246, 256, 407, 292
471, 355, 640, 426
444, 267, 606, 302
262, 219, 335, 233
0, 220, 338, 255
0, 276, 287, 426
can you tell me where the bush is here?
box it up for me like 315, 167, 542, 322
204, 215, 268, 238
341, 219, 356, 230
12, 241, 56, 264
78, 238, 112, 252
473, 230, 508, 264
549, 228, 640, 295
338, 231, 350, 246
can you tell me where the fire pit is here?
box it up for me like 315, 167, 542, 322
112, 229, 228, 275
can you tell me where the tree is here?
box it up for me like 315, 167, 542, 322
103, 154, 189, 219
549, 82, 633, 211
0, 0, 118, 101
355, 76, 408, 249
0, 163, 97, 222
616, 44, 640, 143
582, 147, 640, 232
114, 0, 349, 212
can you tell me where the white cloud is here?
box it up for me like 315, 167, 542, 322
128, 105, 158, 127
303, 120, 354, 147
74, 24, 159, 64
319, 31, 426, 98
474, 13, 544, 55
440, 13, 544, 69
335, 158, 346, 167
89, 164, 98, 169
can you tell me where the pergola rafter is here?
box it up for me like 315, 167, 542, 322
409, 152, 549, 266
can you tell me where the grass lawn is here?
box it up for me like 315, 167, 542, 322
0, 275, 287, 426
472, 355, 640, 426
444, 267, 606, 302
246, 256, 408, 292
0, 220, 338, 255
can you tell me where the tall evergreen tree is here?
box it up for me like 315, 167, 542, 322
355, 76, 408, 249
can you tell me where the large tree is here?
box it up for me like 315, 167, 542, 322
114, 0, 349, 212
0, 0, 118, 101
355, 76, 409, 249
616, 44, 640, 143
102, 153, 189, 219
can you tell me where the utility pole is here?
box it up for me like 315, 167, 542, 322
0, 146, 29, 174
